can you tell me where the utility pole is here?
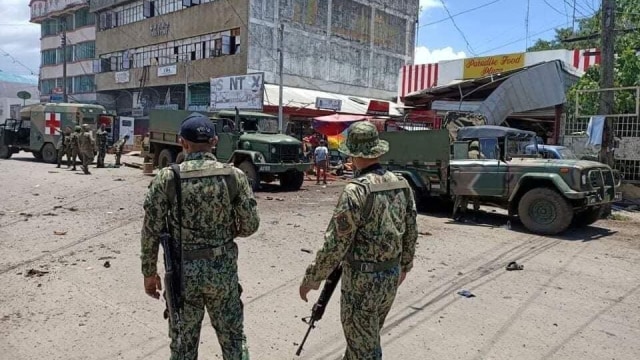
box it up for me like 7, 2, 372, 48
599, 0, 616, 166
184, 60, 189, 110
277, 23, 285, 134
60, 18, 68, 103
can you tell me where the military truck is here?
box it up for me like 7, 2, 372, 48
0, 103, 113, 163
147, 109, 311, 190
380, 125, 622, 235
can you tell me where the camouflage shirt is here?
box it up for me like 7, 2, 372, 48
140, 152, 260, 277
96, 130, 108, 149
302, 164, 418, 287
78, 132, 94, 153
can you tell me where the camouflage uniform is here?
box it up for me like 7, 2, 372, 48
141, 149, 259, 360
113, 136, 128, 166
453, 141, 483, 220
301, 122, 418, 360
78, 125, 95, 175
56, 128, 71, 168
95, 127, 108, 168
69, 126, 81, 171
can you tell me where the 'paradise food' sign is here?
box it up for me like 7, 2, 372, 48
463, 53, 524, 79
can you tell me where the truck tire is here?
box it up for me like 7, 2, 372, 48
518, 188, 573, 235
0, 145, 11, 159
32, 151, 43, 160
573, 206, 603, 227
41, 143, 57, 164
280, 170, 304, 191
157, 149, 175, 169
238, 160, 259, 191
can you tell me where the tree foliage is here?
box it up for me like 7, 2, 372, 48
528, 1, 640, 117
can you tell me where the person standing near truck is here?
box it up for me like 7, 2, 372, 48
141, 113, 259, 360
113, 134, 129, 167
95, 124, 108, 168
69, 126, 81, 171
55, 127, 72, 168
314, 140, 329, 185
299, 121, 418, 359
78, 124, 95, 175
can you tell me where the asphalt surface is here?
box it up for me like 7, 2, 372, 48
1, 152, 639, 360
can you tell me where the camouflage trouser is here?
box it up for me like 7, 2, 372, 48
57, 147, 68, 166
452, 195, 480, 218
97, 146, 107, 167
340, 265, 400, 360
115, 152, 122, 166
170, 255, 246, 360
71, 147, 79, 169
81, 151, 92, 173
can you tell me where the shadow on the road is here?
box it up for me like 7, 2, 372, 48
2, 156, 42, 164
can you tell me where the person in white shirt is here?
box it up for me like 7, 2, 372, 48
313, 140, 329, 185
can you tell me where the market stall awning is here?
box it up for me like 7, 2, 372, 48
263, 84, 402, 117
312, 114, 369, 136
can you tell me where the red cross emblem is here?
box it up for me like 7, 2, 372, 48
45, 112, 61, 135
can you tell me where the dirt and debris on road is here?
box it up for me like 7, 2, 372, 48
1, 153, 639, 360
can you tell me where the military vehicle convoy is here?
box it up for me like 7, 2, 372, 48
0, 103, 113, 163
379, 125, 622, 235
147, 109, 311, 190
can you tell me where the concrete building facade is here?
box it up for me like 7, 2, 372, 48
89, 0, 418, 116
29, 0, 101, 104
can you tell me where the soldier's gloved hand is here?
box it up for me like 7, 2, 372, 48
144, 274, 162, 299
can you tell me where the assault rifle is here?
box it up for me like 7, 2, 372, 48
295, 265, 343, 356
160, 232, 184, 356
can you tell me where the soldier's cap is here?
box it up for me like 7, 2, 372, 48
74, 126, 81, 132
470, 140, 480, 149
338, 121, 389, 159
179, 113, 216, 143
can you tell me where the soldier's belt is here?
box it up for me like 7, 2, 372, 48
348, 256, 400, 273
183, 242, 234, 261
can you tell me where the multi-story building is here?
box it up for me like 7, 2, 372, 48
29, 0, 102, 104
89, 0, 417, 118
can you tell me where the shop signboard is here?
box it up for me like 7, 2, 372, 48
463, 52, 524, 79
210, 73, 264, 111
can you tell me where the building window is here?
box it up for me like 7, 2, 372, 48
41, 19, 59, 37
42, 49, 57, 66
56, 47, 73, 64
75, 8, 96, 27
40, 79, 57, 94
74, 75, 95, 93
75, 42, 96, 61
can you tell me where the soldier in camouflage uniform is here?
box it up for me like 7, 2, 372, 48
95, 124, 108, 168
452, 141, 483, 221
69, 126, 81, 171
56, 126, 72, 168
299, 121, 418, 360
141, 113, 259, 360
113, 135, 129, 166
78, 124, 95, 175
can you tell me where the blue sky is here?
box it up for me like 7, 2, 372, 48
415, 0, 599, 63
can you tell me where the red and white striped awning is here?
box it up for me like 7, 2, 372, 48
571, 48, 600, 71
399, 63, 439, 99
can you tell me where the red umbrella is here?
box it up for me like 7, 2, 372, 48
312, 114, 369, 136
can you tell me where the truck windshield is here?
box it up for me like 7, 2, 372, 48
506, 134, 538, 158
558, 148, 578, 159
257, 118, 278, 133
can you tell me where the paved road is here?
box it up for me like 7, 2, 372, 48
1, 153, 639, 360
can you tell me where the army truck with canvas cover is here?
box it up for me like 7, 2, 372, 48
147, 109, 310, 190
0, 103, 113, 163
379, 125, 622, 235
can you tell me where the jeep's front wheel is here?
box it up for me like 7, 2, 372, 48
238, 160, 259, 191
518, 188, 573, 235
0, 145, 11, 159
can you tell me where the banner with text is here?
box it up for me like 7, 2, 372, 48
463, 53, 524, 79
210, 73, 264, 111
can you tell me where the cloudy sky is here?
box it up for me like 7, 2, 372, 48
0, 0, 41, 76
0, 0, 597, 76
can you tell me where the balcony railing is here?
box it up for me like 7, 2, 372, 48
30, 0, 88, 20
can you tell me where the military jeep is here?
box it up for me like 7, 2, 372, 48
380, 125, 622, 235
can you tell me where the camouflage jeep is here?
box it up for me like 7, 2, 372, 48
450, 126, 621, 234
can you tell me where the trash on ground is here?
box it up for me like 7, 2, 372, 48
300, 248, 313, 254
53, 230, 67, 236
42, 212, 57, 216
67, 207, 78, 212
506, 261, 524, 271
419, 230, 432, 236
457, 289, 476, 298
113, 178, 126, 181
98, 256, 116, 260
103, 261, 111, 268
25, 269, 49, 277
